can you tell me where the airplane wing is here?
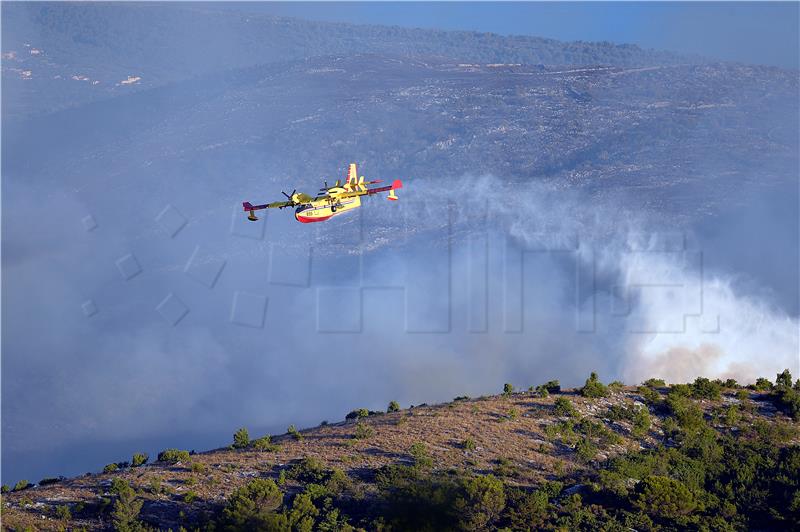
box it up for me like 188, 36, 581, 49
266, 200, 294, 209
333, 190, 367, 199
243, 200, 294, 221
331, 179, 403, 201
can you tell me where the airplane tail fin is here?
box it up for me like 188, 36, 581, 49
388, 179, 402, 201
243, 201, 259, 221
347, 163, 358, 186
365, 178, 402, 200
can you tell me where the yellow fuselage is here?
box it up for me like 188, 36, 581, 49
294, 189, 361, 223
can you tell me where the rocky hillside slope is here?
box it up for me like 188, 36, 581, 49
2, 372, 799, 531
2, 3, 704, 118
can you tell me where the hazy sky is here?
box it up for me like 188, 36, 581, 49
216, 1, 800, 69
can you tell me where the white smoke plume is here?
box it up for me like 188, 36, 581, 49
381, 173, 799, 384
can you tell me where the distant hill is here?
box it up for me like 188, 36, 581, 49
5, 54, 797, 221
2, 2, 704, 118
2, 373, 799, 530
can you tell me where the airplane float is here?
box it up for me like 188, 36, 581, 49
243, 163, 402, 223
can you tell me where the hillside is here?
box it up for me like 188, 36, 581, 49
2, 2, 704, 119
6, 54, 797, 221
2, 372, 799, 531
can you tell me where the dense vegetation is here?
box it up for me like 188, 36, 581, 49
3, 370, 799, 531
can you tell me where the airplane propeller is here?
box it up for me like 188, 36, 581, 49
278, 190, 298, 208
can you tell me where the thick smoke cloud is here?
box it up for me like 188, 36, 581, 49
415, 174, 799, 386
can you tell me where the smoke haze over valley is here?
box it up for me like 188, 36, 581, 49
2, 2, 798, 485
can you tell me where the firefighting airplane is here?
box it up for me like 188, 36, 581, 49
243, 163, 402, 223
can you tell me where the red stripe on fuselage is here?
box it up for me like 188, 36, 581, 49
295, 212, 335, 223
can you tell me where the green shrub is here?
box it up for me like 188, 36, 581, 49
346, 408, 370, 420
575, 418, 622, 446
287, 492, 319, 531
553, 397, 578, 417
508, 489, 549, 529
736, 389, 749, 401
723, 378, 739, 389
493, 457, 520, 478
148, 476, 163, 495
669, 383, 692, 397
638, 385, 662, 405
131, 453, 148, 467
354, 422, 374, 440
323, 468, 352, 497
776, 369, 792, 388
534, 385, 550, 398
288, 457, 328, 483
287, 424, 304, 440
253, 436, 280, 452
103, 463, 119, 474
661, 416, 679, 439
608, 380, 625, 392
771, 369, 800, 420
183, 490, 198, 503
581, 372, 609, 398
576, 438, 598, 462
643, 378, 666, 388
544, 421, 563, 442
543, 380, 561, 393
507, 407, 520, 420
454, 395, 471, 402
388, 401, 401, 413
13, 480, 30, 491
111, 478, 144, 531
220, 478, 284, 529
606, 404, 636, 422
454, 474, 506, 530
632, 475, 697, 519
666, 393, 705, 433
410, 442, 433, 469
157, 448, 191, 464
724, 405, 741, 426
753, 377, 773, 391
233, 427, 250, 449
503, 383, 514, 396
1, 485, 9, 493
632, 407, 651, 438
191, 462, 209, 474
55, 504, 71, 521
691, 377, 722, 400
462, 438, 476, 452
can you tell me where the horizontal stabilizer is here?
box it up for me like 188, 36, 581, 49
366, 178, 403, 197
